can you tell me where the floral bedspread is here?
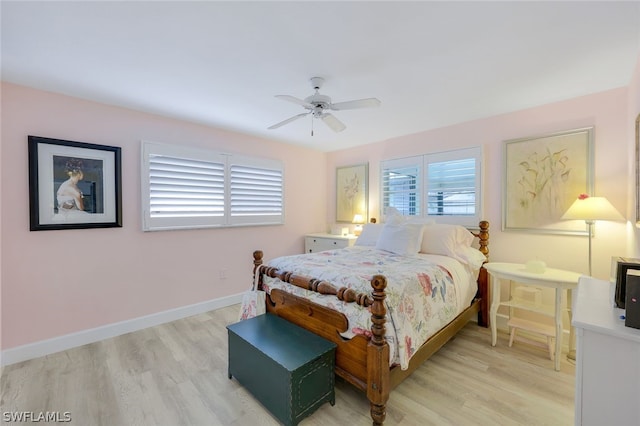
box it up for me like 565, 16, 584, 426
261, 247, 463, 370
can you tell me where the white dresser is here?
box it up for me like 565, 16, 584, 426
573, 277, 640, 426
304, 233, 357, 253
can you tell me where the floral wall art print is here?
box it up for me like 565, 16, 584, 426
336, 163, 368, 223
503, 127, 593, 235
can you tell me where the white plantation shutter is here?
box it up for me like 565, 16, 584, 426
380, 147, 482, 226
149, 156, 225, 218
426, 157, 476, 216
229, 157, 284, 225
142, 142, 283, 231
381, 156, 422, 217
425, 147, 482, 226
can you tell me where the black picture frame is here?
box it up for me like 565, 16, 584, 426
28, 135, 122, 231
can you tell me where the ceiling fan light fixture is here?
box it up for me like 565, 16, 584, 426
304, 93, 331, 107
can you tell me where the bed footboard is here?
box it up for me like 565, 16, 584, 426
255, 251, 374, 308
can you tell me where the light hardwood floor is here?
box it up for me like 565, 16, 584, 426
1, 305, 574, 425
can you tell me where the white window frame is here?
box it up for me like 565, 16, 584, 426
141, 141, 284, 231
380, 147, 483, 226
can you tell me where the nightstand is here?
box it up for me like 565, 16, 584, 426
304, 233, 357, 253
484, 262, 581, 371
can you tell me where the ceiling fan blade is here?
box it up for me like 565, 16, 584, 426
275, 95, 314, 109
320, 113, 346, 133
268, 113, 309, 130
330, 97, 381, 110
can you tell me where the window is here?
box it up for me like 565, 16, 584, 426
381, 157, 421, 216
142, 141, 283, 231
426, 152, 477, 217
381, 147, 482, 226
228, 156, 284, 225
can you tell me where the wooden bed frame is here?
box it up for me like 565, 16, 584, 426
252, 220, 490, 425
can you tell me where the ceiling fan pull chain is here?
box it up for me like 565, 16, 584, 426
311, 115, 314, 136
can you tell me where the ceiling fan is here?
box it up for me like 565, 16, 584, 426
268, 77, 381, 134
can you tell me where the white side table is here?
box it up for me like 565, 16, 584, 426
484, 262, 582, 371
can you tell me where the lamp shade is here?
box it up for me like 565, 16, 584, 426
352, 214, 365, 224
561, 196, 624, 221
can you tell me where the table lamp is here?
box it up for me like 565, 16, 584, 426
561, 194, 624, 276
352, 214, 365, 236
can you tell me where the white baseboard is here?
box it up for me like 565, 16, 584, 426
1, 293, 243, 367
2, 300, 571, 367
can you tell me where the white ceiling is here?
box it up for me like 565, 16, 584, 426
2, 1, 639, 152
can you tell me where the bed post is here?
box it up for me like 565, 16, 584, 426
477, 221, 489, 327
478, 220, 489, 259
367, 274, 389, 426
253, 250, 264, 289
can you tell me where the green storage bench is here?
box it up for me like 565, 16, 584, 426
227, 313, 336, 425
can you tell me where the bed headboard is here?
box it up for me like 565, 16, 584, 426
369, 217, 489, 261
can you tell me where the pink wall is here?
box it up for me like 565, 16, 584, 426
328, 87, 632, 279
629, 55, 640, 257
1, 82, 327, 350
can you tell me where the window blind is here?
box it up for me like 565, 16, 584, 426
380, 147, 482, 226
381, 165, 421, 216
149, 155, 225, 218
427, 157, 476, 216
229, 163, 283, 225
142, 141, 284, 231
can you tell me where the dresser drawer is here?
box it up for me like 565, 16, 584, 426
304, 234, 356, 253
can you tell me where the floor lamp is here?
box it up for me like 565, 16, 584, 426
561, 194, 624, 277
562, 194, 623, 362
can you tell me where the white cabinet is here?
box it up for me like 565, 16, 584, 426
573, 277, 640, 426
304, 233, 356, 253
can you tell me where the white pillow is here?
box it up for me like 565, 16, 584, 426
420, 224, 475, 261
457, 246, 487, 269
375, 223, 425, 256
385, 213, 406, 226
354, 223, 384, 246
